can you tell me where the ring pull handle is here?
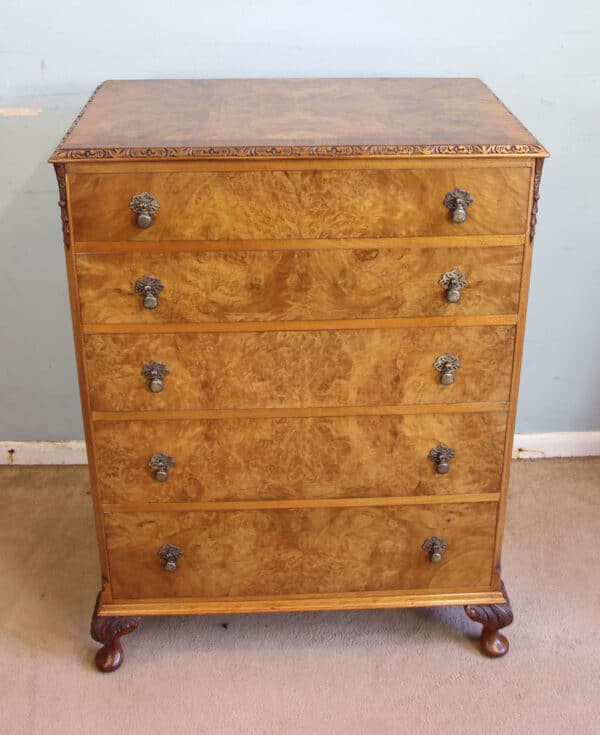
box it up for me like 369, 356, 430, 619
135, 275, 164, 310
434, 353, 461, 385
129, 192, 160, 228
422, 536, 448, 564
444, 188, 472, 223
439, 269, 467, 303
157, 544, 183, 572
149, 452, 175, 482
428, 444, 455, 474
142, 361, 169, 393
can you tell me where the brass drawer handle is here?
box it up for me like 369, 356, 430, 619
428, 444, 455, 474
135, 275, 164, 310
158, 544, 183, 572
434, 353, 461, 385
444, 188, 472, 223
129, 192, 160, 228
439, 268, 467, 303
142, 361, 169, 393
149, 452, 175, 482
422, 536, 448, 563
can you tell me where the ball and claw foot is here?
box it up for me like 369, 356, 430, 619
91, 592, 141, 672
464, 582, 513, 657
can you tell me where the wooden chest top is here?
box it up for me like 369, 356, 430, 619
49, 78, 547, 161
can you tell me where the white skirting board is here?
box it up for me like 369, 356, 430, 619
511, 432, 600, 459
0, 440, 88, 465
1, 433, 600, 465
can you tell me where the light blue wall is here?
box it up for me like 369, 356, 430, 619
1, 0, 599, 438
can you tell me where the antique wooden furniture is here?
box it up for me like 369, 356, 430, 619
50, 78, 547, 671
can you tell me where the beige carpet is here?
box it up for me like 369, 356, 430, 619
1, 459, 599, 735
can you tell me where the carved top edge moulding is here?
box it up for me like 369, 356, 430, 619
49, 78, 549, 162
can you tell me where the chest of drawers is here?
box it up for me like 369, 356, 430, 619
50, 78, 547, 671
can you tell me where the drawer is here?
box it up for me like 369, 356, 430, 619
77, 246, 523, 324
105, 502, 497, 598
68, 167, 531, 242
85, 326, 515, 411
94, 412, 507, 503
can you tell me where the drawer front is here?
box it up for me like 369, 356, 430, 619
69, 167, 531, 242
94, 412, 507, 503
85, 326, 515, 411
105, 502, 497, 598
77, 246, 523, 324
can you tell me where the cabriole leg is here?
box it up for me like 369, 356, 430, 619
464, 582, 513, 657
90, 592, 141, 672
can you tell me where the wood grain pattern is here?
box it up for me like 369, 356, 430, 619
92, 403, 509, 421
102, 495, 500, 513
93, 412, 507, 503
58, 168, 112, 590
49, 78, 546, 161
104, 502, 497, 598
99, 589, 507, 616
50, 79, 548, 660
83, 317, 518, 336
77, 246, 523, 324
491, 158, 544, 585
84, 326, 515, 411
75, 233, 525, 253
67, 159, 535, 175
68, 167, 531, 242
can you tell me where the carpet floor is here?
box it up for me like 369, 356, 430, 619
0, 459, 599, 735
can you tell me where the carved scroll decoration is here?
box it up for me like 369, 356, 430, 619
530, 158, 545, 241
51, 142, 548, 161
53, 163, 70, 249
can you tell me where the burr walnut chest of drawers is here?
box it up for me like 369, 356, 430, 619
50, 78, 547, 671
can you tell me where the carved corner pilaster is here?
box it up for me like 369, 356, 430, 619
90, 591, 141, 672
530, 158, 544, 241
53, 163, 71, 249
464, 582, 514, 657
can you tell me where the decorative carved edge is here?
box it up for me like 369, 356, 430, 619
49, 83, 104, 162
50, 141, 548, 161
90, 591, 140, 673
464, 582, 513, 657
49, 81, 548, 161
53, 163, 70, 249
530, 158, 545, 241
465, 593, 513, 630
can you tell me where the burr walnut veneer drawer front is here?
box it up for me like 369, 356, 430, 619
68, 167, 531, 242
94, 412, 507, 504
77, 246, 523, 324
85, 326, 515, 411
104, 502, 498, 599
